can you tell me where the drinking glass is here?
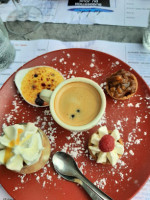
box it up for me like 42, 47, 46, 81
143, 12, 150, 51
5, 0, 43, 35
0, 17, 15, 71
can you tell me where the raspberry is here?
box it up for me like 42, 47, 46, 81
99, 135, 115, 152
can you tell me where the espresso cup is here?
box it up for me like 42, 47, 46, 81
40, 77, 106, 131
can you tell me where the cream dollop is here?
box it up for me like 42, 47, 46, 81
0, 123, 43, 172
89, 126, 124, 166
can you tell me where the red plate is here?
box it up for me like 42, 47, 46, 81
0, 49, 150, 200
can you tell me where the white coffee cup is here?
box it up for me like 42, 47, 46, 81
40, 77, 106, 132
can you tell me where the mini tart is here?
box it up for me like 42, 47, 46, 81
88, 126, 124, 166
0, 123, 51, 174
88, 131, 123, 164
106, 69, 138, 100
20, 129, 51, 174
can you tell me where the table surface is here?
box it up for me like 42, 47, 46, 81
6, 21, 145, 43
2, 21, 149, 200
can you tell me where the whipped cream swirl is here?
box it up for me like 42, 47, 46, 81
0, 123, 43, 172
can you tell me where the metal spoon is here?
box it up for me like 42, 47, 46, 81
52, 152, 113, 200
55, 170, 107, 200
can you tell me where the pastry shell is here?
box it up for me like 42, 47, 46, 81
106, 70, 138, 100
88, 130, 124, 165
19, 129, 51, 174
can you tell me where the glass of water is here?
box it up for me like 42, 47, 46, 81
143, 12, 150, 51
0, 17, 15, 72
6, 0, 43, 36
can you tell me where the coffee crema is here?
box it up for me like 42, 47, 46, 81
54, 82, 101, 126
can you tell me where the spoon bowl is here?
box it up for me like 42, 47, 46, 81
52, 152, 113, 200
52, 151, 80, 177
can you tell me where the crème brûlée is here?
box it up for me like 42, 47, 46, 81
18, 66, 64, 106
0, 123, 50, 174
88, 126, 124, 166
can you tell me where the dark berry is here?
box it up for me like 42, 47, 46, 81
35, 93, 44, 106
71, 114, 75, 118
34, 74, 38, 77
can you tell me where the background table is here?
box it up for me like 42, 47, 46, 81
1, 20, 150, 200
7, 22, 144, 43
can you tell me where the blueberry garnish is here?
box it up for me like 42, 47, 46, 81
35, 93, 44, 106
34, 74, 38, 77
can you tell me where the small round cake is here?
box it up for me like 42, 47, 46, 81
88, 126, 124, 166
0, 122, 51, 174
106, 69, 138, 100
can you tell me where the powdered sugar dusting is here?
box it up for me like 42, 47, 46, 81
94, 178, 107, 189
129, 150, 134, 156
1, 51, 150, 198
90, 63, 94, 68
61, 131, 85, 159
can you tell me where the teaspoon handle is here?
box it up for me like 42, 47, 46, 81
76, 172, 112, 200
80, 181, 107, 200
74, 178, 100, 200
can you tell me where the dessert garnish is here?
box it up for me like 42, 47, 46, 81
88, 126, 124, 166
99, 135, 115, 152
14, 66, 64, 107
0, 122, 50, 174
106, 69, 138, 100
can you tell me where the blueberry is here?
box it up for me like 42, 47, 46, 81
71, 114, 75, 118
35, 93, 44, 106
34, 74, 38, 77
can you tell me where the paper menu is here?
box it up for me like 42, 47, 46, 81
1, 39, 150, 87
133, 178, 150, 200
67, 0, 116, 8
0, 39, 150, 200
0, 0, 149, 27
68, 0, 111, 6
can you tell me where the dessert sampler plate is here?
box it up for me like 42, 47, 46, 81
0, 49, 150, 200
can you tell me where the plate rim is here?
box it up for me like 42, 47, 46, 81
0, 48, 150, 200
